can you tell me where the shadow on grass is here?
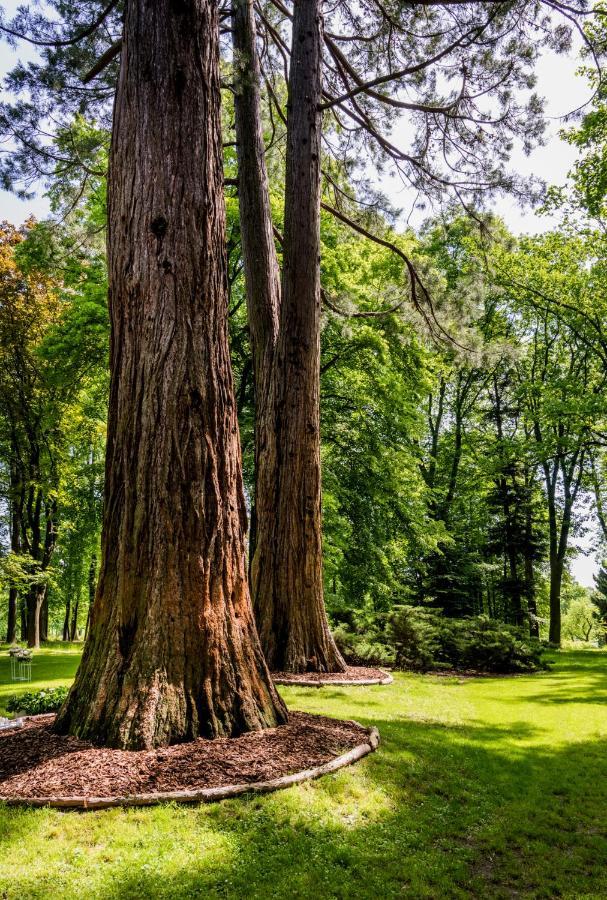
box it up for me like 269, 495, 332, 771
1, 715, 606, 898
89, 725, 607, 897
1, 650, 606, 899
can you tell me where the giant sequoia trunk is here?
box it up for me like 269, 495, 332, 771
55, 0, 286, 749
251, 0, 345, 673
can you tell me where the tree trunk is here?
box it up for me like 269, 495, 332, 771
230, 0, 281, 574
40, 593, 48, 642
84, 553, 97, 641
63, 594, 71, 643
26, 583, 45, 649
523, 500, 539, 639
20, 599, 26, 641
6, 586, 17, 644
548, 552, 564, 645
55, 0, 286, 749
7, 475, 21, 644
69, 590, 80, 641
252, 0, 345, 673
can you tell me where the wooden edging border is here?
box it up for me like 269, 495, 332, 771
273, 670, 394, 688
0, 724, 380, 811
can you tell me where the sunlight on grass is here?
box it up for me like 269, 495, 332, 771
1, 649, 607, 898
0, 643, 82, 716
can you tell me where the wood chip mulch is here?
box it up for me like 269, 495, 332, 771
0, 712, 369, 801
272, 665, 392, 685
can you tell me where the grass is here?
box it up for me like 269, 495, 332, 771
0, 643, 81, 715
1, 646, 607, 898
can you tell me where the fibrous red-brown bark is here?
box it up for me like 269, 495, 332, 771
55, 0, 287, 749
248, 0, 345, 673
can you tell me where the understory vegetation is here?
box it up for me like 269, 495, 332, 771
6, 686, 69, 715
333, 607, 546, 673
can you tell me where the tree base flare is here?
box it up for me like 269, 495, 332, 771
0, 713, 379, 809
272, 666, 393, 687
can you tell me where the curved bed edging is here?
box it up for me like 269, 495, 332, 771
273, 671, 394, 688
0, 724, 380, 810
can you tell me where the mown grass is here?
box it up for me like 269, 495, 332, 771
0, 642, 81, 716
1, 645, 606, 899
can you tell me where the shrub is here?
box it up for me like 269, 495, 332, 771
6, 686, 69, 715
331, 606, 395, 667
331, 605, 544, 673
333, 622, 395, 668
389, 607, 545, 673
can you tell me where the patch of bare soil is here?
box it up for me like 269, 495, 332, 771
0, 712, 371, 804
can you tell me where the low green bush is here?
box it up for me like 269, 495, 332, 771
6, 686, 69, 715
331, 606, 395, 667
332, 606, 545, 673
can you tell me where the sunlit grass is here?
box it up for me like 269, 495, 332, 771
0, 642, 82, 716
1, 647, 606, 898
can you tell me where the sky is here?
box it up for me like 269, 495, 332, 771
0, 16, 600, 586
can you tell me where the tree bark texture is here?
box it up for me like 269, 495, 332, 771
55, 0, 287, 749
230, 0, 281, 568
251, 0, 345, 673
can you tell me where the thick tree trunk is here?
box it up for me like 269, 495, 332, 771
230, 0, 281, 571
252, 0, 345, 673
55, 0, 286, 749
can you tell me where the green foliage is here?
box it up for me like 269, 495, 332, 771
332, 605, 544, 673
388, 607, 545, 673
331, 606, 395, 668
6, 686, 69, 715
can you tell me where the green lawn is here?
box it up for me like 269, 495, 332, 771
1, 647, 606, 899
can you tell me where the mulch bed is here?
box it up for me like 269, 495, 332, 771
0, 712, 377, 808
272, 665, 393, 686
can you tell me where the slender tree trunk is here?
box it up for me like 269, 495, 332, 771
69, 586, 80, 641
20, 599, 26, 642
252, 0, 345, 673
63, 594, 71, 643
506, 544, 524, 626
26, 583, 45, 649
6, 473, 21, 643
84, 553, 97, 641
6, 587, 17, 644
40, 594, 48, 642
55, 0, 286, 749
230, 0, 281, 573
523, 499, 539, 639
548, 552, 564, 645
